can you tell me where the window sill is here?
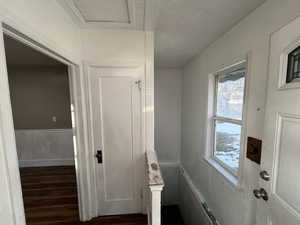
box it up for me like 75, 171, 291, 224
203, 157, 243, 191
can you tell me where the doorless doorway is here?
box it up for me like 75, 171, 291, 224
0, 24, 89, 225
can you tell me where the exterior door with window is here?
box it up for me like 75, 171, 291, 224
255, 16, 300, 225
88, 66, 143, 216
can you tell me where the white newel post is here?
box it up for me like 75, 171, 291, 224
150, 185, 163, 225
145, 150, 164, 225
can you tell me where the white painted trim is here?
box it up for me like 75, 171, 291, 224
179, 166, 206, 204
0, 8, 80, 65
149, 186, 163, 225
142, 31, 155, 216
15, 128, 73, 132
203, 157, 240, 189
179, 165, 220, 225
19, 159, 75, 168
0, 24, 90, 223
159, 161, 180, 168
278, 34, 300, 90
144, 32, 155, 151
145, 150, 164, 225
149, 185, 164, 191
0, 25, 26, 225
68, 63, 90, 221
82, 62, 97, 219
204, 53, 252, 189
3, 27, 74, 66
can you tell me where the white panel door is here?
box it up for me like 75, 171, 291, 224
89, 67, 143, 216
256, 16, 300, 225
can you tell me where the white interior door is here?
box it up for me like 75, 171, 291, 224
88, 66, 143, 216
256, 16, 300, 225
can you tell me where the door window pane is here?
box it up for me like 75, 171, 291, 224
216, 71, 245, 120
287, 46, 300, 83
214, 121, 241, 171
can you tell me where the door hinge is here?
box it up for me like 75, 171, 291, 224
135, 80, 142, 91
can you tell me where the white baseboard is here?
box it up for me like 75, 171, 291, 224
159, 161, 180, 168
179, 166, 206, 203
19, 159, 75, 167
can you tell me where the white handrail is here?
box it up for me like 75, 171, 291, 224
145, 150, 164, 225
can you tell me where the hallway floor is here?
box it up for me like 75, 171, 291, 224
20, 166, 147, 225
20, 166, 184, 225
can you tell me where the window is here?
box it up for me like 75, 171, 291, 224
287, 46, 300, 83
208, 61, 247, 178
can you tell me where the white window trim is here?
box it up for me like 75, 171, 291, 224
204, 58, 250, 189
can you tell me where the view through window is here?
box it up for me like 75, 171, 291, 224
213, 62, 246, 175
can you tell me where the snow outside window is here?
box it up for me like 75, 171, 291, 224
212, 61, 246, 176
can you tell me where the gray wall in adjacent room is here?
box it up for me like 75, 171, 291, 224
7, 66, 74, 167
8, 66, 72, 130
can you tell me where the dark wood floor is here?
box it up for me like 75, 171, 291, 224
20, 166, 147, 225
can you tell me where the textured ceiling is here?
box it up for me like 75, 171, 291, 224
155, 0, 266, 68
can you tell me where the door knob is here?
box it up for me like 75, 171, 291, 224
260, 170, 270, 181
95, 150, 103, 164
253, 188, 268, 201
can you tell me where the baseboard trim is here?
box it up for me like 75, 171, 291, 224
157, 162, 205, 202
179, 166, 206, 203
159, 161, 180, 167
19, 159, 75, 167
179, 166, 220, 225
15, 128, 73, 132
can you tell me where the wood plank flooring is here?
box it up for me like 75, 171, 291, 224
20, 166, 147, 225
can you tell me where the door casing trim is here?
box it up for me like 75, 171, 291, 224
0, 23, 90, 224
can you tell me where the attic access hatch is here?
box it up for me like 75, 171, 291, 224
74, 0, 131, 23
58, 0, 145, 30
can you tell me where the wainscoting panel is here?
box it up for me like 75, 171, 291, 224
179, 167, 213, 225
15, 129, 75, 167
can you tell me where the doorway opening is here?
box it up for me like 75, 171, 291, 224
1, 26, 149, 225
3, 33, 80, 225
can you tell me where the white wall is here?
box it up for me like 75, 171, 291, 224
82, 29, 146, 66
0, 2, 154, 224
180, 1, 300, 225
155, 69, 182, 162
155, 69, 182, 205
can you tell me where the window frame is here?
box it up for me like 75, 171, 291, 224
205, 59, 248, 187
